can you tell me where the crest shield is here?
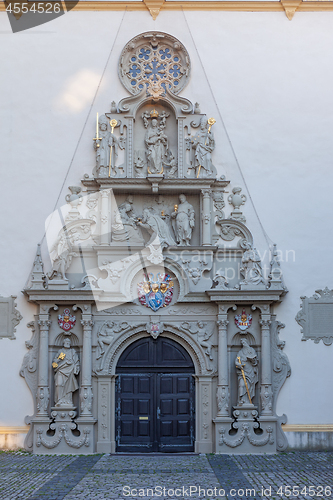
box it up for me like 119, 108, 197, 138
138, 273, 174, 312
234, 309, 252, 331
58, 308, 76, 331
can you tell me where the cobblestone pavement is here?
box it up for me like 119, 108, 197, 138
0, 451, 332, 500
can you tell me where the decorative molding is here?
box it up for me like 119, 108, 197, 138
9, 1, 332, 16
143, 0, 165, 19
282, 424, 333, 432
296, 288, 333, 345
281, 0, 302, 19
0, 295, 22, 340
0, 426, 29, 434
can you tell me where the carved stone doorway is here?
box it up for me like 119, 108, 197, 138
115, 336, 195, 452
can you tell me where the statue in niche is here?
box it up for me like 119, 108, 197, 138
171, 194, 195, 245
143, 110, 169, 174
240, 242, 266, 286
48, 232, 78, 281
112, 198, 144, 245
235, 339, 258, 406
94, 115, 118, 177
137, 208, 176, 248
96, 321, 115, 360
191, 117, 215, 178
52, 338, 80, 407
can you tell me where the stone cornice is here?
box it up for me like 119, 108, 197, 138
1, 1, 332, 18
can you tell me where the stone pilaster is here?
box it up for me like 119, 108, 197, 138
36, 317, 51, 416
216, 317, 229, 416
100, 189, 109, 245
260, 314, 273, 416
80, 316, 94, 417
201, 189, 212, 246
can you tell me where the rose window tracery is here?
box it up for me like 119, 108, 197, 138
119, 32, 191, 96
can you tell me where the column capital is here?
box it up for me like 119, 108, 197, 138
217, 318, 229, 329
260, 319, 271, 328
38, 319, 51, 330
201, 188, 212, 197
81, 319, 94, 329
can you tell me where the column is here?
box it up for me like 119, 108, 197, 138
216, 316, 229, 416
36, 316, 51, 416
178, 117, 184, 177
100, 189, 109, 245
201, 189, 212, 246
80, 316, 94, 417
260, 313, 273, 415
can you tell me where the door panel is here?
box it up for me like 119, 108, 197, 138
116, 374, 154, 452
116, 337, 195, 453
157, 373, 195, 452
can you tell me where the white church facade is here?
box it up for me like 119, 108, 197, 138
1, 2, 333, 454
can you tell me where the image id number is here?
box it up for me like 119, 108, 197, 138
6, 3, 62, 14
277, 486, 332, 497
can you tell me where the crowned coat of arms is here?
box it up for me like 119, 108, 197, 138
58, 308, 76, 331
234, 309, 252, 331
138, 273, 174, 312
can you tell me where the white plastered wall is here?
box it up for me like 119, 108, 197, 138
0, 9, 332, 435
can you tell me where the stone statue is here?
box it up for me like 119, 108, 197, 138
235, 339, 258, 406
145, 118, 168, 174
52, 338, 80, 407
191, 118, 215, 178
171, 194, 195, 245
137, 208, 176, 248
48, 232, 77, 281
94, 116, 118, 177
112, 200, 144, 246
164, 150, 178, 178
96, 321, 115, 360
240, 242, 265, 286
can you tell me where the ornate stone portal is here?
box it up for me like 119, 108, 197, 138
21, 31, 290, 454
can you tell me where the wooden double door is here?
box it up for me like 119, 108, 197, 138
115, 337, 195, 452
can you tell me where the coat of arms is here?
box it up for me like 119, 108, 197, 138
138, 273, 174, 312
234, 309, 252, 331
58, 308, 76, 331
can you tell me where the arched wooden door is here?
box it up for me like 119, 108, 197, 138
115, 336, 195, 452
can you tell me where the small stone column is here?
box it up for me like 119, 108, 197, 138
260, 313, 273, 416
216, 317, 229, 416
36, 316, 51, 416
80, 316, 94, 417
100, 189, 109, 245
201, 189, 212, 246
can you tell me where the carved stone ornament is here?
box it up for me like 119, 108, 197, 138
58, 308, 76, 332
0, 295, 22, 340
296, 288, 333, 345
138, 273, 174, 311
118, 32, 191, 97
228, 187, 247, 223
146, 322, 164, 339
234, 309, 252, 331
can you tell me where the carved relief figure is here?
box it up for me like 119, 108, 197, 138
48, 233, 77, 281
112, 201, 144, 245
164, 150, 178, 178
52, 338, 80, 407
191, 118, 215, 178
138, 208, 176, 248
145, 118, 168, 174
94, 116, 118, 177
235, 339, 258, 406
171, 194, 195, 246
240, 242, 265, 286
96, 321, 115, 360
